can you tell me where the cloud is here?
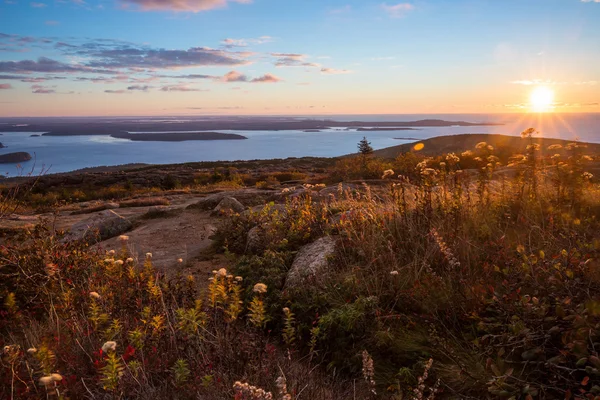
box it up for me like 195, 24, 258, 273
31, 84, 56, 94
0, 83, 12, 89
581, 0, 600, 2
104, 90, 128, 94
251, 73, 280, 83
30, 2, 47, 7
0, 57, 113, 74
222, 70, 248, 82
271, 53, 319, 68
160, 84, 206, 92
329, 5, 351, 14
381, 2, 414, 17
45, 20, 60, 25
511, 79, 557, 85
127, 85, 151, 91
117, 0, 252, 12
320, 67, 351, 74
82, 46, 249, 69
221, 36, 272, 48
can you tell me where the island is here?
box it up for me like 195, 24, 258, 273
108, 132, 248, 142
356, 127, 417, 131
0, 152, 32, 164
0, 117, 503, 137
0, 142, 4, 148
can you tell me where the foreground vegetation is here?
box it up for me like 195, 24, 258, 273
2, 130, 600, 398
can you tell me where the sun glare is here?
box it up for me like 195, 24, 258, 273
529, 86, 555, 112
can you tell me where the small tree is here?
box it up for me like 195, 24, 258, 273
357, 137, 373, 169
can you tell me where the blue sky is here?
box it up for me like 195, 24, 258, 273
0, 0, 599, 116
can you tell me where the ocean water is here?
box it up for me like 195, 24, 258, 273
0, 113, 598, 176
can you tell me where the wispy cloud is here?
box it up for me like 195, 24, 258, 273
329, 5, 351, 14
221, 36, 272, 48
118, 0, 252, 12
32, 84, 56, 94
251, 73, 280, 83
271, 53, 319, 68
320, 67, 351, 75
104, 89, 128, 94
0, 83, 12, 89
30, 2, 47, 7
45, 20, 60, 25
127, 85, 152, 91
381, 2, 414, 18
159, 84, 207, 92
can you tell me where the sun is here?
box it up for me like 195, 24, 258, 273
529, 86, 555, 112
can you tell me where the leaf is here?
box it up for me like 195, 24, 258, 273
582, 376, 590, 386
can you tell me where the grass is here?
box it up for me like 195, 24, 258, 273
1, 129, 600, 399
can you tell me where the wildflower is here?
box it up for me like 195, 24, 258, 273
253, 283, 268, 293
461, 150, 473, 157
547, 144, 562, 150
526, 143, 540, 151
439, 162, 446, 168
217, 268, 227, 277
50, 373, 63, 382
108, 250, 116, 256
521, 128, 536, 138
516, 245, 525, 254
487, 145, 494, 151
382, 169, 395, 179
104, 258, 114, 264
90, 291, 101, 300
146, 252, 152, 259
102, 341, 117, 353
27, 347, 37, 355
114, 260, 124, 266
583, 172, 594, 180
475, 141, 487, 150
473, 157, 482, 162
281, 188, 291, 194
390, 270, 399, 276
119, 235, 129, 242
362, 350, 377, 395
126, 257, 134, 263
235, 276, 243, 282
315, 183, 326, 188
551, 154, 561, 160
583, 155, 593, 161
39, 376, 53, 386
446, 153, 460, 164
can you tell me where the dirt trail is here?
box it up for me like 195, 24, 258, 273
2, 192, 231, 285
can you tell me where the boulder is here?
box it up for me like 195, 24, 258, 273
187, 189, 279, 210
285, 236, 337, 288
65, 210, 132, 242
318, 183, 361, 198
246, 225, 264, 252
211, 197, 245, 215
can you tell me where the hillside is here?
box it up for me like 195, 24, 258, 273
373, 133, 600, 159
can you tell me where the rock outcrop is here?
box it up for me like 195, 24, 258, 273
211, 197, 245, 215
64, 210, 132, 242
285, 236, 337, 288
187, 189, 279, 210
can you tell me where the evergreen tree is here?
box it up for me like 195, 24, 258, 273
357, 136, 373, 169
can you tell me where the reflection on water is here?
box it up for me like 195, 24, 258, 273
0, 113, 598, 176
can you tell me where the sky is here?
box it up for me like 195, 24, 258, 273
0, 0, 599, 117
